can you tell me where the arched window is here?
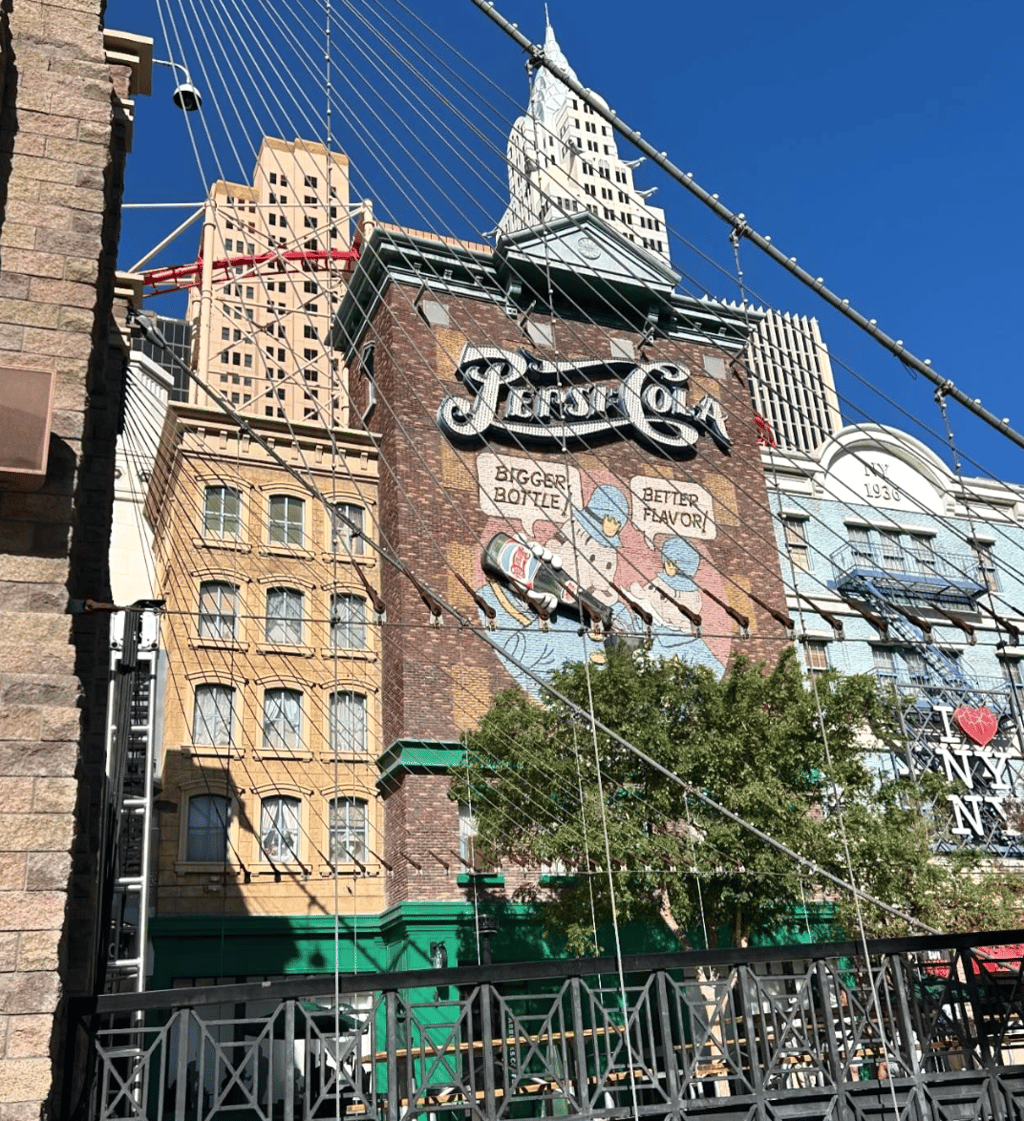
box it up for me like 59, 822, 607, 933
260, 795, 301, 862
329, 797, 367, 864
203, 485, 241, 539
331, 503, 364, 556
185, 794, 230, 862
198, 581, 238, 640
330, 593, 366, 650
192, 684, 234, 746
268, 494, 304, 546
329, 691, 367, 754
265, 587, 303, 644
263, 688, 302, 750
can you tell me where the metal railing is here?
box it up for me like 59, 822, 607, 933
71, 930, 1024, 1121
831, 544, 985, 601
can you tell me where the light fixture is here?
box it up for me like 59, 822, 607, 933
154, 58, 203, 112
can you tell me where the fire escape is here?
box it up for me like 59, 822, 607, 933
830, 537, 1020, 853
100, 603, 162, 996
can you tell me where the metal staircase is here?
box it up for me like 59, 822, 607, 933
100, 603, 161, 996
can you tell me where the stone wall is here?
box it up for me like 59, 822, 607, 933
0, 2, 142, 1116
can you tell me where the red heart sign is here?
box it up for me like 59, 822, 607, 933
952, 706, 999, 748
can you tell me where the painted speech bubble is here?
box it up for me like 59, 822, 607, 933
630, 475, 716, 546
477, 453, 583, 537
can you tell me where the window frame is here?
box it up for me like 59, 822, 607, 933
259, 795, 301, 863
268, 494, 305, 547
329, 797, 367, 864
331, 503, 365, 556
329, 690, 368, 754
197, 580, 239, 641
184, 793, 231, 863
781, 515, 810, 572
262, 687, 303, 751
202, 485, 242, 540
192, 683, 234, 747
265, 586, 304, 645
803, 639, 830, 675
330, 592, 367, 650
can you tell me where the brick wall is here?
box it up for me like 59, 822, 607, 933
0, 2, 138, 1116
355, 276, 793, 907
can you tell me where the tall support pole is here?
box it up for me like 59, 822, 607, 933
196, 198, 215, 391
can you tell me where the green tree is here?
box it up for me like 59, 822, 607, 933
453, 646, 1020, 954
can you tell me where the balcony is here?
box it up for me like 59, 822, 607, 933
831, 543, 986, 606
872, 669, 1013, 716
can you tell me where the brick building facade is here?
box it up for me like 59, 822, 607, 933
332, 213, 795, 968
0, 3, 151, 1116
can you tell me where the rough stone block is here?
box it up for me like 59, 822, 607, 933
0, 816, 72, 857
5, 1017, 50, 1060
23, 854, 70, 895
15, 933, 58, 975
0, 972, 59, 1015
30, 778, 77, 813
0, 780, 33, 813
0, 936, 17, 973
0, 745, 77, 779
0, 559, 70, 585
37, 709, 80, 744
0, 1057, 53, 1104
0, 858, 23, 893
0, 677, 79, 708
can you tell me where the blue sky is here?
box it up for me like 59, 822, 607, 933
107, 0, 1024, 484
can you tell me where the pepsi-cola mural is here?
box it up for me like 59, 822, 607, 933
470, 449, 733, 693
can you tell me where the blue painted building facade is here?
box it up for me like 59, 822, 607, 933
764, 423, 1024, 853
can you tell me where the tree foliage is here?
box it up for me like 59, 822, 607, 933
454, 646, 1021, 954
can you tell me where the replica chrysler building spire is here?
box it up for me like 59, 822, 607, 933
496, 14, 671, 263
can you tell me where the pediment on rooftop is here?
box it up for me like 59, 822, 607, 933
494, 212, 680, 301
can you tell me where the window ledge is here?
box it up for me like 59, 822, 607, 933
319, 647, 376, 661
316, 864, 375, 877
317, 751, 372, 763
251, 863, 310, 877
190, 638, 249, 653
253, 751, 313, 763
192, 536, 251, 553
182, 744, 237, 759
319, 553, 375, 568
258, 544, 315, 561
254, 641, 315, 657
173, 862, 244, 875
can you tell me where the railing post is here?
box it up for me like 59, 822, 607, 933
385, 991, 400, 1121
174, 1009, 190, 1120
654, 969, 682, 1110
479, 983, 498, 1121
569, 977, 590, 1112
284, 999, 295, 1121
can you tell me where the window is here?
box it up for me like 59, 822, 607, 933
263, 688, 302, 750
330, 691, 367, 753
973, 542, 1000, 591
903, 650, 929, 685
908, 532, 938, 573
260, 796, 300, 862
1001, 658, 1022, 688
265, 587, 303, 644
193, 684, 234, 745
185, 794, 230, 862
872, 647, 896, 678
304, 215, 317, 229
304, 174, 318, 188
878, 529, 904, 572
782, 516, 809, 571
331, 503, 364, 555
459, 804, 477, 867
203, 485, 241, 539
198, 581, 238, 640
268, 494, 304, 546
303, 325, 318, 340
331, 593, 366, 650
848, 525, 872, 562
804, 640, 829, 675
329, 797, 366, 863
